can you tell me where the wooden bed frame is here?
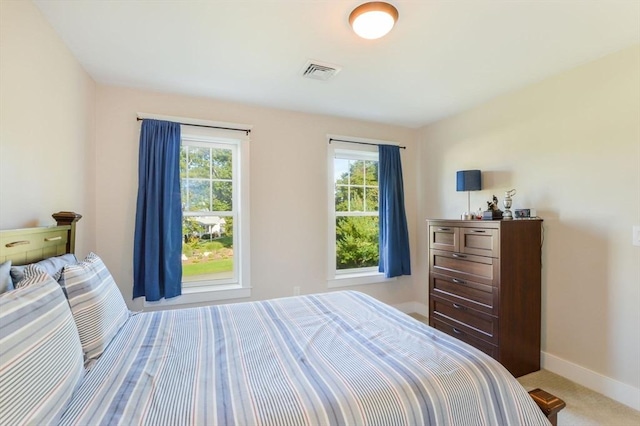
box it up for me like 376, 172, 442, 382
0, 212, 82, 265
1, 211, 565, 425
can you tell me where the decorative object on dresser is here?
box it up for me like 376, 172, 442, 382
503, 189, 517, 220
427, 218, 543, 378
456, 169, 482, 220
483, 195, 504, 220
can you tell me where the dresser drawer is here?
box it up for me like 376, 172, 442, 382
460, 227, 498, 257
430, 272, 496, 315
430, 249, 498, 285
429, 223, 499, 257
430, 294, 498, 344
429, 225, 459, 252
430, 318, 498, 359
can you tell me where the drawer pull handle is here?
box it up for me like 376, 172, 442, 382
452, 253, 467, 258
452, 303, 466, 310
452, 278, 466, 284
438, 227, 451, 231
44, 236, 62, 242
472, 230, 487, 233
5, 240, 30, 248
452, 327, 463, 335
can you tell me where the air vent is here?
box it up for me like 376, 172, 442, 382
301, 60, 341, 81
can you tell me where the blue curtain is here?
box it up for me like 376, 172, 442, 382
133, 119, 182, 301
378, 145, 411, 278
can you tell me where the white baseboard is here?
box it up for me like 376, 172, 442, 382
542, 351, 640, 411
393, 301, 429, 317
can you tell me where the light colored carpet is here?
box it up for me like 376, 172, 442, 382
407, 314, 640, 425
518, 369, 640, 426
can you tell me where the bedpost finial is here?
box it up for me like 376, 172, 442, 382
52, 211, 82, 226
52, 212, 82, 254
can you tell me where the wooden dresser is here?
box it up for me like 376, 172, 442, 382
427, 219, 543, 377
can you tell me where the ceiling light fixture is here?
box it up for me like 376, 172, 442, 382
349, 2, 399, 40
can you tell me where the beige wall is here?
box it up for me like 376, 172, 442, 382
418, 45, 640, 398
0, 0, 96, 255
95, 85, 420, 311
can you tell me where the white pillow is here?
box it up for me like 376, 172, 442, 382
59, 252, 129, 362
0, 274, 84, 425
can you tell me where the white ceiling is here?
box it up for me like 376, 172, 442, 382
33, 0, 640, 128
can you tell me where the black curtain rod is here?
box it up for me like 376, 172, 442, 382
136, 117, 250, 135
329, 138, 406, 149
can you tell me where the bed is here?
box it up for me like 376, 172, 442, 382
0, 212, 565, 426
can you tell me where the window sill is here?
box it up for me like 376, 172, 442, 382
143, 284, 251, 309
327, 272, 396, 289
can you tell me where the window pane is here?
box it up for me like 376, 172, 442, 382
334, 158, 350, 184
186, 146, 211, 179
349, 187, 364, 212
349, 160, 365, 185
182, 216, 234, 283
212, 181, 232, 211
365, 187, 378, 212
183, 179, 211, 212
180, 147, 188, 179
335, 216, 379, 270
364, 161, 378, 185
335, 185, 349, 212
211, 148, 232, 179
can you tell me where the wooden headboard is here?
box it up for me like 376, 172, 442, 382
0, 212, 82, 266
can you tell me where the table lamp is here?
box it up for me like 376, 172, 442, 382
456, 170, 482, 219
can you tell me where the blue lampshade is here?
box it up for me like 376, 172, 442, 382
456, 170, 482, 191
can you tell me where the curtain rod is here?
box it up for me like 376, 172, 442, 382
136, 117, 251, 135
329, 138, 406, 149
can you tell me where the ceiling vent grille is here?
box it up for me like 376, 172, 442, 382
301, 60, 341, 81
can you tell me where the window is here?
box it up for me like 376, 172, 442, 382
328, 140, 384, 284
181, 139, 237, 286
178, 125, 250, 301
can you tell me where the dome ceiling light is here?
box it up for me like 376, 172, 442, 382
349, 2, 399, 40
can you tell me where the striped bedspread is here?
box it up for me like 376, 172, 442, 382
59, 291, 549, 425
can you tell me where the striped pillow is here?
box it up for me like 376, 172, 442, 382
14, 264, 51, 289
0, 275, 84, 425
59, 253, 129, 362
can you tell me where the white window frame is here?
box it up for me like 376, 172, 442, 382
327, 136, 395, 288
139, 114, 251, 307
181, 136, 239, 288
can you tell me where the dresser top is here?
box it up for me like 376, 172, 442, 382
427, 218, 543, 228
